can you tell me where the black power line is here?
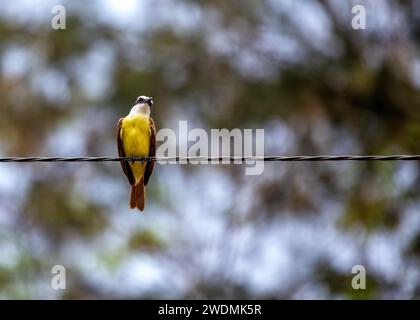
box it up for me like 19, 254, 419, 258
0, 155, 419, 162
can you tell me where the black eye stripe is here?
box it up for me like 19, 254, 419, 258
136, 96, 152, 104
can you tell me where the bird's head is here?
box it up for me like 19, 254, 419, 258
135, 95, 153, 107
129, 95, 153, 117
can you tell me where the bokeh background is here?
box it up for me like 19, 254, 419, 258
1, 0, 420, 299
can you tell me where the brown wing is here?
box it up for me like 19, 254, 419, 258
116, 118, 135, 186
143, 117, 156, 186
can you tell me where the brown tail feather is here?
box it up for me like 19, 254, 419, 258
130, 185, 137, 209
136, 178, 145, 211
129, 178, 146, 212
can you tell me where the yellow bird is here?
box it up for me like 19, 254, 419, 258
116, 95, 156, 211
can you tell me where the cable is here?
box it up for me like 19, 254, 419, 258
0, 155, 419, 162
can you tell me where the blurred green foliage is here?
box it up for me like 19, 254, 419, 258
0, 0, 419, 299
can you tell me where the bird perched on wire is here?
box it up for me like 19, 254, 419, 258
116, 95, 156, 211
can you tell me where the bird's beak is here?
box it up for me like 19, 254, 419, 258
147, 98, 153, 106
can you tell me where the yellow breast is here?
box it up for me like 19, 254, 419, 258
121, 114, 151, 184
